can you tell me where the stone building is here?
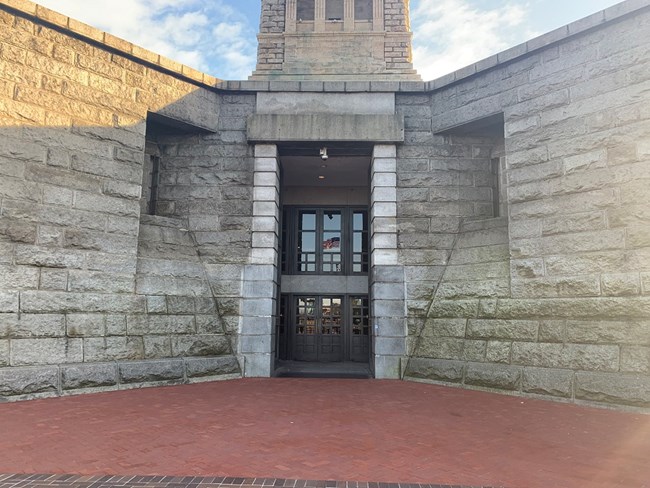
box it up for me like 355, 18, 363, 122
0, 0, 649, 409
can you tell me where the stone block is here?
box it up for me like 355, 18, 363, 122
61, 363, 118, 390
166, 296, 195, 314
144, 336, 172, 358
119, 359, 184, 384
238, 335, 272, 354
486, 341, 511, 363
66, 314, 105, 337
172, 334, 231, 356
84, 337, 144, 361
374, 355, 401, 380
0, 340, 8, 366
463, 340, 487, 361
0, 292, 18, 313
427, 318, 467, 338
404, 358, 464, 383
467, 319, 539, 341
601, 273, 641, 296
0, 265, 40, 290
620, 346, 650, 373
20, 291, 146, 314
185, 356, 240, 378
511, 342, 619, 372
0, 366, 59, 396
11, 338, 83, 366
5, 314, 66, 338
522, 367, 573, 398
465, 363, 521, 391
146, 295, 167, 314
39, 269, 68, 290
127, 315, 195, 335
575, 372, 650, 408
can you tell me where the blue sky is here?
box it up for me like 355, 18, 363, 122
34, 0, 622, 80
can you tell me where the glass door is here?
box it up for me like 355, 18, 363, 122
293, 295, 344, 362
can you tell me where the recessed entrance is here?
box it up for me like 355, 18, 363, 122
276, 143, 371, 371
279, 294, 370, 362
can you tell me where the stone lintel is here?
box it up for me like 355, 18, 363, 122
247, 114, 404, 142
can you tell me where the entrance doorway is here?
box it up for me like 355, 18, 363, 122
284, 294, 369, 362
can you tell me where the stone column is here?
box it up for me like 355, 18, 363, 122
315, 0, 326, 31
370, 144, 406, 379
286, 0, 297, 32
344, 0, 354, 31
239, 144, 281, 377
373, 0, 384, 31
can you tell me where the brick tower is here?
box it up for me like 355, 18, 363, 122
251, 0, 420, 80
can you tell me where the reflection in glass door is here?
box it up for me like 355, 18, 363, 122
290, 295, 368, 362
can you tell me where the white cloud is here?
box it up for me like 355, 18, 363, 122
411, 0, 535, 81
33, 0, 257, 79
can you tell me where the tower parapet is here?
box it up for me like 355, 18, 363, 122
251, 0, 420, 80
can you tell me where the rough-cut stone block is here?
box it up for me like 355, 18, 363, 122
11, 338, 83, 366
467, 319, 539, 340
185, 356, 240, 378
119, 359, 184, 383
575, 372, 650, 407
522, 367, 573, 398
0, 366, 58, 396
486, 341, 511, 363
405, 358, 464, 382
172, 335, 231, 356
620, 346, 650, 373
61, 363, 118, 390
465, 363, 521, 390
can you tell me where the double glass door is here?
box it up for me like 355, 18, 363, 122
289, 295, 369, 362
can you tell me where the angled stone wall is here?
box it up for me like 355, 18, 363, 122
0, 1, 242, 400
401, 5, 650, 408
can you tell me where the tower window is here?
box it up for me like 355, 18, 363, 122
297, 0, 315, 21
326, 0, 344, 21
355, 0, 372, 20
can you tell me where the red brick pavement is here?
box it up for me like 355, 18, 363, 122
0, 378, 649, 488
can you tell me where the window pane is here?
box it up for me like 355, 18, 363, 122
300, 211, 316, 230
326, 0, 344, 20
297, 0, 315, 20
354, 0, 372, 20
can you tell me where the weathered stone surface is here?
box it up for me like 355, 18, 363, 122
404, 358, 464, 383
11, 338, 83, 366
185, 356, 240, 378
467, 319, 538, 341
119, 359, 184, 383
171, 335, 231, 357
575, 372, 650, 407
61, 363, 118, 390
0, 366, 58, 396
522, 367, 573, 398
465, 363, 521, 391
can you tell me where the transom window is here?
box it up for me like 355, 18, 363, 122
282, 207, 369, 275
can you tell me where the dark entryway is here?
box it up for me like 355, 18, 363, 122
278, 294, 369, 363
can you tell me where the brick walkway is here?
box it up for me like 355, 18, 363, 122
1, 378, 649, 488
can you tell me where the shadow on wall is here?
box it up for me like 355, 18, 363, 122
0, 85, 257, 399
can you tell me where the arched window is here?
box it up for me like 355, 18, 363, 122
297, 0, 315, 21
354, 0, 372, 20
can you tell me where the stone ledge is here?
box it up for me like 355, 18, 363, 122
0, 357, 241, 402
404, 358, 650, 410
247, 114, 405, 142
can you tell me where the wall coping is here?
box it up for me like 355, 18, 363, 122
0, 0, 648, 94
